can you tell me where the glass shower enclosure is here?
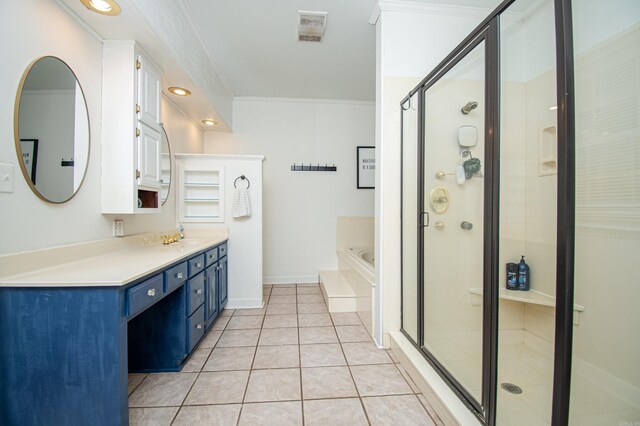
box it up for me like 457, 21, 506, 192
400, 0, 640, 425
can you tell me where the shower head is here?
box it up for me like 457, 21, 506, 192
461, 101, 478, 115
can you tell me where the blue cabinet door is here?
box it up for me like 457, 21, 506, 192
205, 264, 218, 329
218, 256, 228, 309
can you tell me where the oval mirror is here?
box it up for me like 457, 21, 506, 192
160, 126, 172, 205
14, 56, 90, 203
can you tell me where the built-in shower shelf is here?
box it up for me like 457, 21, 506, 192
468, 288, 585, 324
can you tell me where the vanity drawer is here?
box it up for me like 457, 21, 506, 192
188, 254, 205, 277
218, 243, 227, 258
127, 274, 164, 318
164, 261, 188, 293
204, 247, 218, 267
187, 304, 206, 353
186, 272, 205, 316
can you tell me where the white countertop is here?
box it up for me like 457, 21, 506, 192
0, 231, 228, 288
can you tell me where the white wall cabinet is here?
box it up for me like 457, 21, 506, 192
102, 40, 163, 214
177, 164, 225, 223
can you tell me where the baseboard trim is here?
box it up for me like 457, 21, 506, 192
264, 275, 319, 284
226, 298, 263, 309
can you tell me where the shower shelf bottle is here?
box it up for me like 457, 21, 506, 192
517, 255, 530, 291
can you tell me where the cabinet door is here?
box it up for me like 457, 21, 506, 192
218, 256, 228, 309
137, 55, 161, 128
137, 123, 161, 189
205, 265, 218, 326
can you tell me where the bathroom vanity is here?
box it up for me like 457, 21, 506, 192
0, 234, 228, 425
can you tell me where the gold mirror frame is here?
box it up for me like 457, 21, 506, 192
160, 125, 172, 206
14, 56, 91, 204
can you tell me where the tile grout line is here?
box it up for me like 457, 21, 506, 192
297, 284, 306, 426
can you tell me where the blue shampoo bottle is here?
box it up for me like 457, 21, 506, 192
517, 256, 530, 291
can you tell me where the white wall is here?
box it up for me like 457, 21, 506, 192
204, 97, 375, 283
0, 0, 203, 256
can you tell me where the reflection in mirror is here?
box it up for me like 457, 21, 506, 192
160, 126, 172, 205
15, 57, 90, 203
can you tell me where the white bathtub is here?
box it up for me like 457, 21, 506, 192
339, 247, 375, 336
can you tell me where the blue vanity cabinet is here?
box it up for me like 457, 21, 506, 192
0, 239, 228, 426
218, 255, 228, 308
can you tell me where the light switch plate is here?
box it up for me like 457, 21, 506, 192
0, 163, 14, 193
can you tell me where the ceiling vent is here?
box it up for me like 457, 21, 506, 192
297, 11, 328, 42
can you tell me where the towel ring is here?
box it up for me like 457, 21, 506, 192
234, 175, 250, 189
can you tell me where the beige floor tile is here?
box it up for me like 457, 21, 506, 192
342, 342, 393, 365
259, 327, 299, 346
303, 398, 368, 426
301, 366, 357, 399
362, 395, 435, 425
331, 312, 362, 326
296, 283, 320, 287
173, 405, 241, 426
220, 309, 235, 317
128, 374, 147, 396
396, 364, 421, 393
266, 303, 298, 315
417, 394, 445, 426
386, 348, 400, 363
238, 401, 302, 425
253, 345, 300, 369
335, 325, 371, 343
300, 343, 346, 367
296, 287, 321, 295
198, 330, 222, 349
182, 347, 213, 373
269, 295, 298, 304
299, 326, 338, 344
263, 314, 298, 328
244, 369, 301, 402
297, 294, 325, 304
233, 307, 266, 316
225, 315, 264, 330
129, 407, 179, 426
212, 316, 231, 331
203, 346, 256, 371
184, 371, 249, 405
350, 365, 413, 397
129, 373, 198, 407
217, 329, 261, 347
271, 287, 297, 295
297, 303, 328, 314
298, 313, 332, 327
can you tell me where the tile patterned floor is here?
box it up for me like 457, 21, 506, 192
128, 284, 442, 425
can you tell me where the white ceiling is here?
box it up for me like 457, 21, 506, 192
184, 0, 377, 101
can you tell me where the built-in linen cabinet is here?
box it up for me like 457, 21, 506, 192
101, 40, 163, 214
177, 164, 225, 222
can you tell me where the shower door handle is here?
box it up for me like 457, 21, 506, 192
420, 212, 430, 228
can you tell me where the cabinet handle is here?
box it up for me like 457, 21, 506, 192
196, 262, 202, 268
176, 272, 184, 279
196, 324, 203, 329
147, 288, 156, 297
208, 254, 214, 259
195, 289, 203, 295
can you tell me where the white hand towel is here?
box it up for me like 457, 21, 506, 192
232, 187, 251, 218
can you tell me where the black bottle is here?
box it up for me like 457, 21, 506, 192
506, 263, 518, 290
517, 256, 530, 291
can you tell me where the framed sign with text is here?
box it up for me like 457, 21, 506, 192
357, 146, 375, 189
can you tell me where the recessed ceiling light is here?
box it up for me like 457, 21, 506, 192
80, 0, 121, 16
168, 87, 192, 97
202, 119, 218, 126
